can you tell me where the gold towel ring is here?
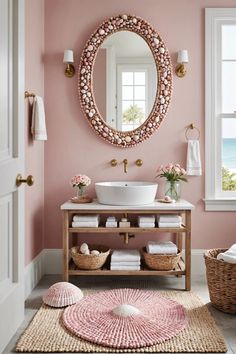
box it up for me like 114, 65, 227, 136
185, 123, 200, 140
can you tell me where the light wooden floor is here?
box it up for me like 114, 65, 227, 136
3, 274, 236, 354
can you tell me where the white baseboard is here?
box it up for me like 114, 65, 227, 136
24, 250, 44, 299
24, 248, 207, 298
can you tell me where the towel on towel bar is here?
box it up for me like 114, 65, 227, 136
31, 96, 47, 141
186, 139, 202, 176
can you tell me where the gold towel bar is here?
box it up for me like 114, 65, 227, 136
185, 123, 200, 140
25, 91, 36, 98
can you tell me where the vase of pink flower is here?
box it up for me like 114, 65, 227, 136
156, 164, 187, 201
70, 174, 91, 199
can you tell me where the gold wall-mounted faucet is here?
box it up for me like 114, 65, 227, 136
123, 159, 128, 173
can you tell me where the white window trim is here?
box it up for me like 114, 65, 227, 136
205, 8, 236, 211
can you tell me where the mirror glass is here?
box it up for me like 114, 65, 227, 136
93, 31, 157, 132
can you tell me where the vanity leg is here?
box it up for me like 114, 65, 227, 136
185, 210, 191, 291
175, 232, 183, 277
63, 210, 69, 282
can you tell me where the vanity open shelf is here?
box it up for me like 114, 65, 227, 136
61, 199, 194, 290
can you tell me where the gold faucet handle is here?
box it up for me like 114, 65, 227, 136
110, 159, 117, 167
136, 159, 143, 167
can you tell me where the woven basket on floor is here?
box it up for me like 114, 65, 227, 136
142, 247, 181, 270
71, 245, 110, 270
204, 248, 236, 314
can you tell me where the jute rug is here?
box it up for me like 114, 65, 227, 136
16, 290, 227, 353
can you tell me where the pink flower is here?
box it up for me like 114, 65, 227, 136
70, 174, 91, 187
181, 168, 186, 175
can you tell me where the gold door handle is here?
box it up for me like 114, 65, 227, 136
16, 174, 34, 187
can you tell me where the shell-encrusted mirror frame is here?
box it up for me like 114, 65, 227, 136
78, 14, 173, 148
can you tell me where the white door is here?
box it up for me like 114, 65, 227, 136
0, 0, 25, 351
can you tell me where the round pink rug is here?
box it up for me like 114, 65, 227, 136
62, 288, 187, 349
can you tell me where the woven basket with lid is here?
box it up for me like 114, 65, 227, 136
71, 244, 110, 270
204, 248, 236, 314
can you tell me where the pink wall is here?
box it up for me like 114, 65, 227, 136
25, 0, 45, 265
44, 0, 236, 250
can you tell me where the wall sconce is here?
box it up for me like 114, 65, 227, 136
63, 49, 75, 77
175, 50, 189, 78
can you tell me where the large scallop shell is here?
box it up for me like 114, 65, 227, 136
43, 282, 83, 308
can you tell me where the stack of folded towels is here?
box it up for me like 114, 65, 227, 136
105, 216, 117, 228
146, 241, 178, 254
72, 214, 99, 228
217, 244, 236, 264
157, 214, 182, 228
110, 249, 141, 270
138, 215, 155, 228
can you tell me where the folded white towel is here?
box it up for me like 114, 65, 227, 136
111, 261, 141, 266
158, 222, 181, 228
157, 215, 182, 223
110, 265, 140, 270
147, 241, 177, 255
31, 96, 47, 141
138, 215, 155, 223
106, 222, 117, 228
72, 221, 99, 228
217, 244, 236, 263
138, 222, 155, 228
107, 216, 117, 221
73, 215, 99, 222
186, 139, 202, 176
111, 249, 140, 262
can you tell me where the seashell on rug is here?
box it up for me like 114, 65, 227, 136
43, 282, 83, 308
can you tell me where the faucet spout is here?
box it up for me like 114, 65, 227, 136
123, 159, 128, 173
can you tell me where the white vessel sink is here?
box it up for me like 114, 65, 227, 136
95, 181, 158, 206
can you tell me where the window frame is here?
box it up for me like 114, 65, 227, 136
205, 8, 236, 211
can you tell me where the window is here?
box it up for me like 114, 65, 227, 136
205, 8, 236, 210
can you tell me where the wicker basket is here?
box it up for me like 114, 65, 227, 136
142, 247, 181, 270
71, 245, 110, 270
204, 248, 236, 314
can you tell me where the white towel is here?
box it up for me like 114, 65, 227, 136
217, 243, 236, 263
72, 221, 99, 228
147, 241, 177, 254
186, 139, 202, 176
158, 222, 182, 228
73, 215, 99, 222
138, 215, 155, 223
111, 261, 141, 266
138, 222, 155, 228
157, 215, 182, 223
31, 96, 47, 141
110, 265, 140, 270
111, 249, 140, 262
106, 222, 117, 228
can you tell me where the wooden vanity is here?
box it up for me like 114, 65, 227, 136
61, 199, 194, 290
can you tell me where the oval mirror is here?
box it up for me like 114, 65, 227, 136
93, 31, 157, 132
79, 15, 172, 148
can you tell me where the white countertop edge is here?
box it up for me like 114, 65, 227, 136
60, 199, 194, 210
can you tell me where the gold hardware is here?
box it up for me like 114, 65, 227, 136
136, 159, 143, 167
185, 123, 200, 140
16, 174, 34, 187
25, 91, 35, 99
123, 159, 128, 173
65, 63, 75, 77
110, 159, 117, 167
119, 232, 135, 245
175, 63, 187, 78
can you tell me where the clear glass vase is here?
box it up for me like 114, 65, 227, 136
76, 185, 86, 198
164, 181, 181, 201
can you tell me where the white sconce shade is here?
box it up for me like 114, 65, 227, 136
177, 50, 189, 63
63, 49, 74, 63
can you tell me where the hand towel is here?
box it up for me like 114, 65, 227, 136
72, 221, 99, 228
111, 261, 141, 266
106, 222, 117, 228
73, 215, 99, 222
31, 96, 47, 141
110, 265, 140, 270
147, 241, 177, 254
138, 222, 155, 228
158, 222, 182, 228
186, 139, 202, 176
157, 215, 182, 223
111, 249, 140, 262
138, 215, 155, 223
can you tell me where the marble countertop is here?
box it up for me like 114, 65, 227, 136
61, 199, 194, 210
